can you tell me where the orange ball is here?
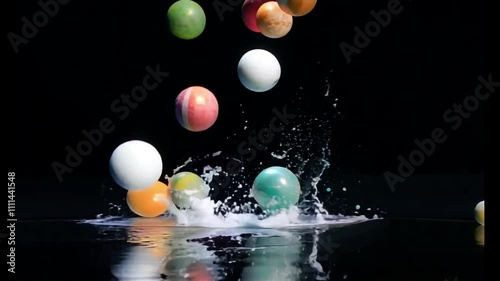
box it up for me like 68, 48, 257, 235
278, 0, 316, 16
256, 1, 293, 39
126, 181, 170, 218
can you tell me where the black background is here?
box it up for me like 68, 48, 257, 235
11, 0, 487, 220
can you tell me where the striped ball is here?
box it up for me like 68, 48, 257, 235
175, 86, 219, 132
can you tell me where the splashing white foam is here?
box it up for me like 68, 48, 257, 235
89, 72, 378, 229
271, 148, 292, 159
86, 195, 369, 229
171, 157, 193, 176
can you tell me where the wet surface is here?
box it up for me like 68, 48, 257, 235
14, 218, 484, 280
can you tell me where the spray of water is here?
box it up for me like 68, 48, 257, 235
90, 70, 375, 228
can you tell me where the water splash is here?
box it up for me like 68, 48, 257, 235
90, 69, 377, 228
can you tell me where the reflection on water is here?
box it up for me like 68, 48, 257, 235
110, 218, 343, 281
104, 218, 485, 281
15, 219, 484, 280
474, 225, 484, 247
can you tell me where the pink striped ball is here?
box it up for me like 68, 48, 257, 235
175, 86, 219, 132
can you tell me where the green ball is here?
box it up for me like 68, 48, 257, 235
251, 166, 300, 212
167, 0, 206, 40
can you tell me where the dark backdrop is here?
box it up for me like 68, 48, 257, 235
11, 0, 487, 220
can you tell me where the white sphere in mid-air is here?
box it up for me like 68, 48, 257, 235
109, 140, 163, 191
237, 49, 281, 92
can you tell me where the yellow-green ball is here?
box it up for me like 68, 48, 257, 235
169, 171, 209, 209
474, 200, 484, 225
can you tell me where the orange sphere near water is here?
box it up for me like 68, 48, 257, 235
127, 181, 170, 218
256, 1, 293, 39
278, 0, 316, 16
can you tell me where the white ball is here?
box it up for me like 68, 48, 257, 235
237, 49, 281, 92
109, 140, 163, 191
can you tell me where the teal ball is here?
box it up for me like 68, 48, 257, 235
251, 166, 300, 211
